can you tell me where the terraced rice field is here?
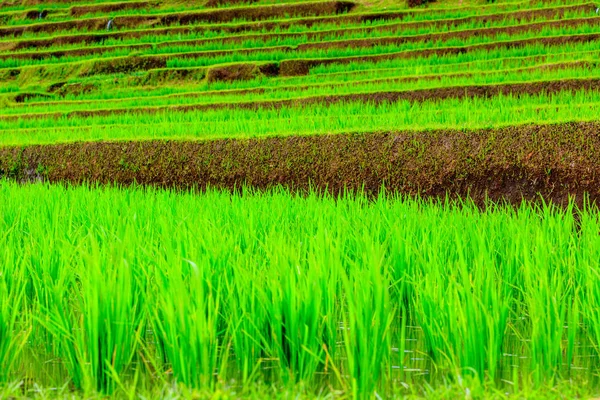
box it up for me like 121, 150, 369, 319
2, 0, 600, 398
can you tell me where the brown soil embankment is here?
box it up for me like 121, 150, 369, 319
1, 121, 598, 206
0, 43, 154, 61
3, 77, 598, 121
296, 16, 600, 52
0, 1, 356, 38
7, 0, 131, 5
80, 45, 289, 76
70, 1, 153, 17
205, 0, 258, 6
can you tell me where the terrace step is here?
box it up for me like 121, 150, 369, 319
1, 2, 593, 52
1, 121, 599, 206
0, 1, 154, 26
15, 59, 586, 106
2, 76, 599, 121
2, 14, 599, 68
70, 1, 155, 18
0, 1, 357, 38
279, 32, 600, 75
2, 31, 599, 89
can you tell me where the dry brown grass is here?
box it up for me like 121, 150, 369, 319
356, 0, 498, 11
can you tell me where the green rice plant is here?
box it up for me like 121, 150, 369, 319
225, 267, 270, 383
3, 89, 600, 146
1, 181, 600, 395
265, 257, 327, 384
4, 19, 600, 70
7, 7, 592, 56
42, 235, 145, 393
11, 8, 595, 61
163, 26, 600, 70
150, 259, 225, 389
518, 203, 579, 386
576, 207, 600, 371
308, 42, 600, 75
8, 62, 600, 116
32, 45, 599, 105
0, 269, 29, 383
413, 204, 511, 383
341, 229, 395, 397
0, 0, 583, 40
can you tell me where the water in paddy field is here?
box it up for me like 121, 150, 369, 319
0, 178, 599, 398
18, 315, 600, 396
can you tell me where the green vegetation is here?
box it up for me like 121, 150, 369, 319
3, 63, 598, 116
1, 181, 600, 398
3, 20, 600, 70
0, 90, 598, 145
2, 0, 600, 397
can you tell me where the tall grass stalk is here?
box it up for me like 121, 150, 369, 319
0, 182, 598, 396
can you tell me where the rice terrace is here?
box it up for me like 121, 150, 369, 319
4, 0, 600, 398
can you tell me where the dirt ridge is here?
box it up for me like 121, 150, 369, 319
70, 1, 154, 18
16, 60, 590, 107
1, 121, 598, 206
279, 32, 600, 75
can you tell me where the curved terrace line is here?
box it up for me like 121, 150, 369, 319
34, 48, 600, 102
0, 2, 594, 53
1, 12, 598, 64
2, 76, 599, 121
0, 1, 357, 38
9, 60, 592, 110
2, 27, 600, 80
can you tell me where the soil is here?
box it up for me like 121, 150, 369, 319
5, 29, 598, 89
1, 121, 598, 206
69, 1, 153, 18
296, 16, 600, 52
29, 59, 588, 105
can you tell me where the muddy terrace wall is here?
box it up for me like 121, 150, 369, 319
0, 121, 599, 206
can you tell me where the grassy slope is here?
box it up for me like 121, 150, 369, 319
0, 0, 598, 190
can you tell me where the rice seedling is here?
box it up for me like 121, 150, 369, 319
6, 62, 600, 116
22, 45, 599, 105
0, 0, 582, 40
2, 89, 600, 145
0, 182, 599, 397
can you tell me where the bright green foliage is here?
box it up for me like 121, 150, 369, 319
0, 271, 29, 383
0, 182, 599, 396
1, 0, 600, 396
2, 89, 600, 145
